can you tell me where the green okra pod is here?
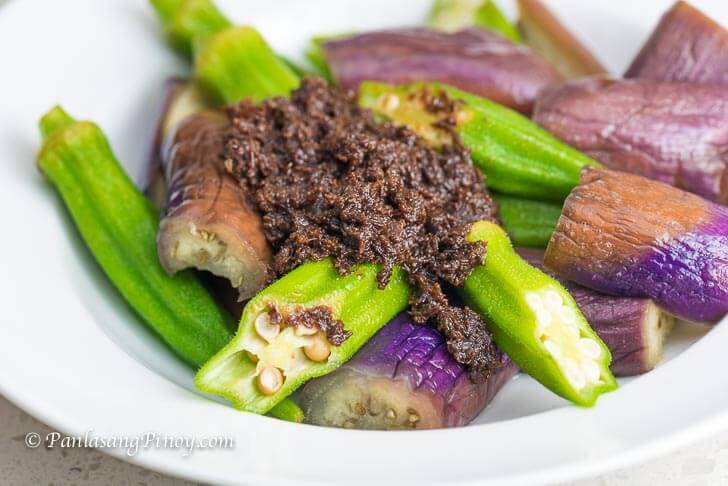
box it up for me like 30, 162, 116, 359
492, 193, 561, 248
195, 259, 411, 414
39, 106, 303, 423
37, 106, 232, 367
428, 0, 522, 42
150, 0, 231, 58
359, 81, 601, 202
194, 26, 300, 104
460, 221, 617, 406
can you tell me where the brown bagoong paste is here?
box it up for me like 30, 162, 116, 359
222, 76, 501, 381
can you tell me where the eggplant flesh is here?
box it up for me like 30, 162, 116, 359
322, 27, 561, 114
625, 1, 728, 84
533, 77, 728, 204
157, 111, 273, 300
517, 0, 606, 79
298, 313, 517, 429
544, 168, 728, 325
517, 248, 674, 376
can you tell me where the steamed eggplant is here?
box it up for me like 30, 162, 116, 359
299, 312, 517, 429
625, 1, 728, 83
533, 77, 728, 204
322, 27, 561, 113
157, 112, 273, 300
517, 248, 674, 376
142, 79, 208, 208
544, 168, 728, 325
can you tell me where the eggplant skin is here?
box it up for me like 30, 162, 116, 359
533, 77, 728, 204
298, 313, 517, 430
323, 27, 561, 114
142, 79, 210, 209
157, 111, 273, 300
517, 248, 674, 376
544, 168, 728, 324
625, 1, 728, 84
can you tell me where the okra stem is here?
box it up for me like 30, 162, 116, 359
38, 106, 232, 367
359, 81, 601, 201
429, 0, 522, 42
150, 0, 231, 58
460, 221, 617, 406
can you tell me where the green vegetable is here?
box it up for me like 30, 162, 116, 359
493, 193, 561, 248
305, 33, 352, 83
460, 221, 617, 406
38, 107, 303, 423
195, 259, 410, 414
428, 0, 522, 42
306, 36, 334, 82
37, 106, 232, 367
150, 0, 231, 57
194, 26, 300, 104
151, 1, 305, 422
359, 81, 601, 202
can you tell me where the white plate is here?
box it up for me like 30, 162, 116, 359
0, 0, 725, 484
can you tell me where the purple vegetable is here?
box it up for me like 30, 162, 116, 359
544, 168, 728, 324
157, 111, 273, 300
533, 77, 728, 204
625, 1, 728, 84
322, 27, 561, 114
142, 79, 209, 208
298, 313, 517, 429
517, 248, 675, 376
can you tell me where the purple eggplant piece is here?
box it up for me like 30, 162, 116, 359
625, 1, 728, 84
517, 248, 675, 376
298, 313, 517, 430
544, 168, 728, 324
322, 27, 561, 114
142, 79, 209, 208
533, 77, 728, 204
157, 111, 273, 300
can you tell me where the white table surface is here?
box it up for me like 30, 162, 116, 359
2, 393, 726, 486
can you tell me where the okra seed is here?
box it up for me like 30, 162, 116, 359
254, 313, 280, 343
295, 324, 318, 336
303, 333, 331, 362
525, 292, 542, 309
378, 93, 400, 112
562, 358, 586, 389
543, 290, 562, 309
535, 309, 552, 327
578, 338, 602, 359
564, 321, 580, 338
543, 339, 562, 358
560, 306, 577, 325
257, 367, 284, 395
581, 360, 601, 383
